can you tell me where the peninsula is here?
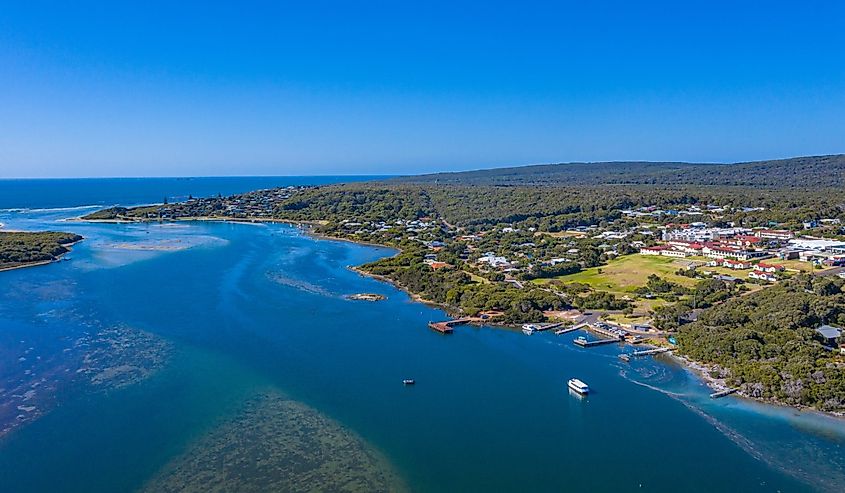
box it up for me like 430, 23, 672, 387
0, 231, 83, 271
82, 155, 845, 414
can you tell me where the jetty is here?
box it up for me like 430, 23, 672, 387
709, 388, 738, 399
573, 336, 619, 348
535, 321, 567, 332
632, 347, 672, 357
556, 322, 586, 335
427, 318, 471, 334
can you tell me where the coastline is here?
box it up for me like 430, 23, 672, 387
669, 352, 845, 419
0, 238, 82, 273
72, 212, 845, 418
72, 215, 329, 228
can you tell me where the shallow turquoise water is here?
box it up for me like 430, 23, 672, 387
0, 205, 843, 492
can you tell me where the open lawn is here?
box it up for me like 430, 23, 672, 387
534, 254, 699, 295
779, 259, 817, 273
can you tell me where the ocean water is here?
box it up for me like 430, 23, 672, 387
0, 176, 384, 209
0, 179, 843, 492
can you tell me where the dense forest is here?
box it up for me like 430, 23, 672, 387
678, 275, 845, 411
0, 231, 82, 269
273, 183, 845, 232
394, 154, 845, 188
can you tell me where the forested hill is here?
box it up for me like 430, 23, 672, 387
392, 154, 845, 188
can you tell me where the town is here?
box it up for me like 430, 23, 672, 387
82, 188, 845, 360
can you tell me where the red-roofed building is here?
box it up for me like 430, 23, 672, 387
722, 259, 752, 269
756, 262, 784, 273
749, 270, 777, 282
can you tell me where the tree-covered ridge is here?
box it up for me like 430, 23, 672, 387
394, 154, 845, 188
678, 275, 845, 411
0, 231, 82, 269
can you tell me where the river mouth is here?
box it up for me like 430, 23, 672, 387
1, 206, 843, 493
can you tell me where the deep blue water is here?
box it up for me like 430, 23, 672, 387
0, 179, 843, 492
0, 176, 384, 209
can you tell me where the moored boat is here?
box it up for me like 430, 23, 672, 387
522, 324, 538, 335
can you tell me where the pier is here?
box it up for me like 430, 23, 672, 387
573, 336, 619, 348
555, 326, 580, 335
535, 321, 567, 332
556, 322, 587, 335
709, 388, 738, 399
427, 318, 471, 334
632, 347, 672, 357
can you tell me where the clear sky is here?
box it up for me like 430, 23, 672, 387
1, 1, 843, 178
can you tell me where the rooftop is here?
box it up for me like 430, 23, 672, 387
816, 325, 842, 339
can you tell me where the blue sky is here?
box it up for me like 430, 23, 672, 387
1, 1, 843, 178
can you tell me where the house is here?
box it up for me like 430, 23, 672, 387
640, 245, 668, 256
748, 270, 777, 282
722, 259, 752, 270
477, 254, 511, 269
815, 325, 842, 347
756, 262, 784, 273
425, 260, 452, 270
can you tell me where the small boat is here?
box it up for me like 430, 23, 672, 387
568, 378, 590, 394
522, 324, 538, 335
402, 379, 415, 385
618, 353, 631, 362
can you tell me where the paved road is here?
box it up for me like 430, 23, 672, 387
816, 266, 845, 277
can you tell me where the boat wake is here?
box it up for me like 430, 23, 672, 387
617, 369, 687, 398
622, 367, 845, 493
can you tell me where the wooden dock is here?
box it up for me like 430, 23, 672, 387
428, 322, 454, 334
709, 388, 738, 399
427, 318, 471, 334
632, 347, 672, 357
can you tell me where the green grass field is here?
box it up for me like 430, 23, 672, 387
534, 254, 699, 295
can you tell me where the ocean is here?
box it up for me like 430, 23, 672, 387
0, 178, 843, 492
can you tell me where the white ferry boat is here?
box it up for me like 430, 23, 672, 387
568, 378, 590, 394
